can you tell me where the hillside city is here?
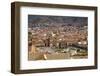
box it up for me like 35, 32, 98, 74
28, 15, 88, 60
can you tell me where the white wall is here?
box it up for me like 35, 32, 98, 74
0, 0, 100, 76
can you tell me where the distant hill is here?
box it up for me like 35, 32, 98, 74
28, 15, 88, 28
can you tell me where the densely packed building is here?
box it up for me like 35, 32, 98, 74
28, 23, 87, 52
